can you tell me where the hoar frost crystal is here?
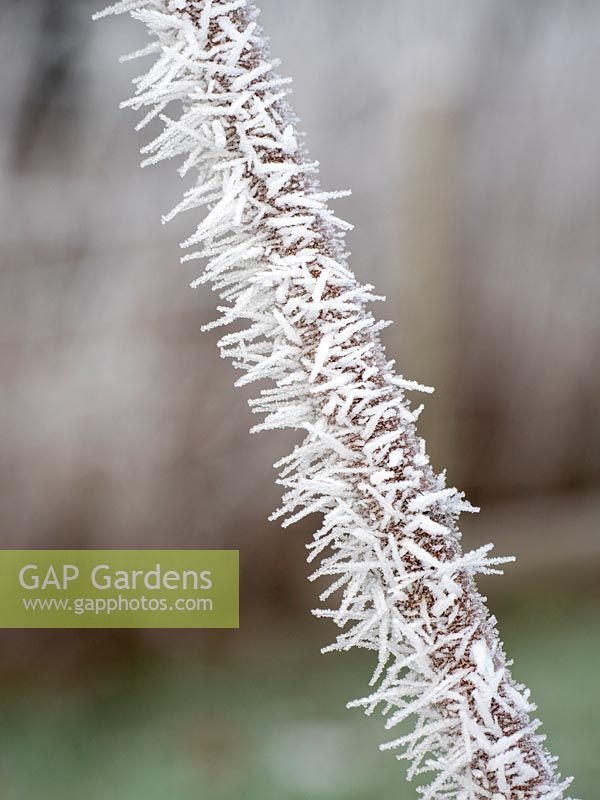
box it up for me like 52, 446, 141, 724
95, 2, 574, 798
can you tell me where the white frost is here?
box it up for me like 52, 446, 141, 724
95, 2, 574, 798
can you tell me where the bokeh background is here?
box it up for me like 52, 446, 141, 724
0, 1, 599, 798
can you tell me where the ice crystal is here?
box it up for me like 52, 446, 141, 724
95, 2, 574, 797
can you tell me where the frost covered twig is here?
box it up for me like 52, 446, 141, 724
95, 2, 574, 797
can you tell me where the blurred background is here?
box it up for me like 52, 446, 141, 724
0, 0, 598, 797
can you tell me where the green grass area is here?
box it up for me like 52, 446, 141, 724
0, 597, 597, 799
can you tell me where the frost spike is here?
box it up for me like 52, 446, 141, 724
95, 2, 574, 798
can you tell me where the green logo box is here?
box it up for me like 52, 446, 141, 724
0, 551, 239, 629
